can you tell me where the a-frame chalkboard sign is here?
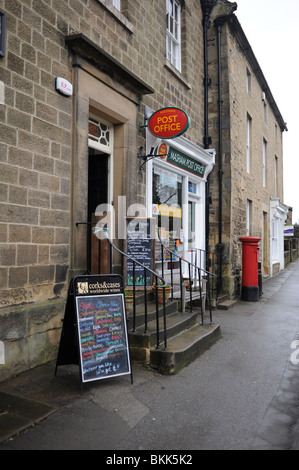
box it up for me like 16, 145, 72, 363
55, 274, 133, 386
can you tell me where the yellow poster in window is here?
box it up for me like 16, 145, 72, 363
157, 205, 182, 219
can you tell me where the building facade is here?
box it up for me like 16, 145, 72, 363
207, 1, 288, 298
0, 0, 290, 381
0, 0, 215, 381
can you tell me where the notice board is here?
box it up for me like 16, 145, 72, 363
55, 275, 132, 385
125, 217, 155, 287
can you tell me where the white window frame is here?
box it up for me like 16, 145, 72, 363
88, 115, 114, 214
274, 155, 278, 196
246, 68, 251, 95
108, 0, 120, 10
246, 115, 252, 174
166, 0, 182, 72
263, 139, 267, 187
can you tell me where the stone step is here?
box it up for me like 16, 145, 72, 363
127, 292, 220, 375
128, 299, 178, 328
129, 310, 199, 350
217, 299, 238, 310
150, 321, 221, 375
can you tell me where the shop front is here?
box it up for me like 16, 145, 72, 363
145, 130, 215, 282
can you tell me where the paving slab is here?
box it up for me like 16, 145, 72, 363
0, 391, 55, 443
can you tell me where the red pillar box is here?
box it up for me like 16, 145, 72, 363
240, 237, 261, 302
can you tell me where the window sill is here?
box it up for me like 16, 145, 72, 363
164, 61, 191, 90
97, 0, 134, 34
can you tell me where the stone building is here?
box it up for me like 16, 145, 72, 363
0, 0, 216, 381
207, 1, 288, 298
0, 0, 290, 381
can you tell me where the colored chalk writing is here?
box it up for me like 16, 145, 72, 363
76, 293, 131, 383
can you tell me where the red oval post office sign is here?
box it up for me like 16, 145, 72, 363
148, 107, 190, 139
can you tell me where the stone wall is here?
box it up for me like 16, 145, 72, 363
0, 0, 206, 380
208, 14, 285, 297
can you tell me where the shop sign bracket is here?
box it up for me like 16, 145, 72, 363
138, 146, 168, 175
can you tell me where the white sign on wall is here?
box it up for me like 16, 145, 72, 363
55, 77, 73, 96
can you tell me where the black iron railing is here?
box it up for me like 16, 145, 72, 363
76, 222, 216, 351
92, 226, 169, 351
189, 247, 220, 308
157, 233, 215, 324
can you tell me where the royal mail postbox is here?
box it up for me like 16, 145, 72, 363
240, 237, 261, 302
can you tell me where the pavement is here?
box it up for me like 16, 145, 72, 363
0, 259, 299, 450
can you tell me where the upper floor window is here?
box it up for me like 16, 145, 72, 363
263, 138, 267, 187
246, 68, 251, 95
274, 155, 278, 196
263, 98, 268, 125
108, 0, 120, 10
246, 114, 252, 174
166, 0, 182, 72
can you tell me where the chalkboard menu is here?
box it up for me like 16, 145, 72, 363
55, 275, 132, 385
125, 217, 155, 287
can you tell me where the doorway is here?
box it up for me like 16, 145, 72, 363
88, 148, 109, 274
86, 116, 114, 274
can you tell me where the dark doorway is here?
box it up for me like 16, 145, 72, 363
88, 149, 108, 219
88, 148, 109, 274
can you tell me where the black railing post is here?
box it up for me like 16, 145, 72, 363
163, 287, 167, 350
155, 275, 160, 349
157, 230, 215, 321
188, 263, 193, 312
179, 259, 183, 309
207, 272, 213, 324
133, 262, 136, 332
109, 241, 112, 273
170, 252, 174, 300
144, 267, 148, 333
161, 242, 164, 279
198, 267, 204, 325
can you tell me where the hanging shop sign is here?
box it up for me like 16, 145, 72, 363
155, 144, 206, 179
284, 226, 294, 237
148, 107, 190, 139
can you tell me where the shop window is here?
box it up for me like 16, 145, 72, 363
188, 181, 197, 195
153, 165, 182, 267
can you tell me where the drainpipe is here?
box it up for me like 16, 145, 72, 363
200, 0, 217, 270
215, 16, 225, 295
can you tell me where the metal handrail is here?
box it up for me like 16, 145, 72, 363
93, 226, 168, 350
157, 231, 215, 324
